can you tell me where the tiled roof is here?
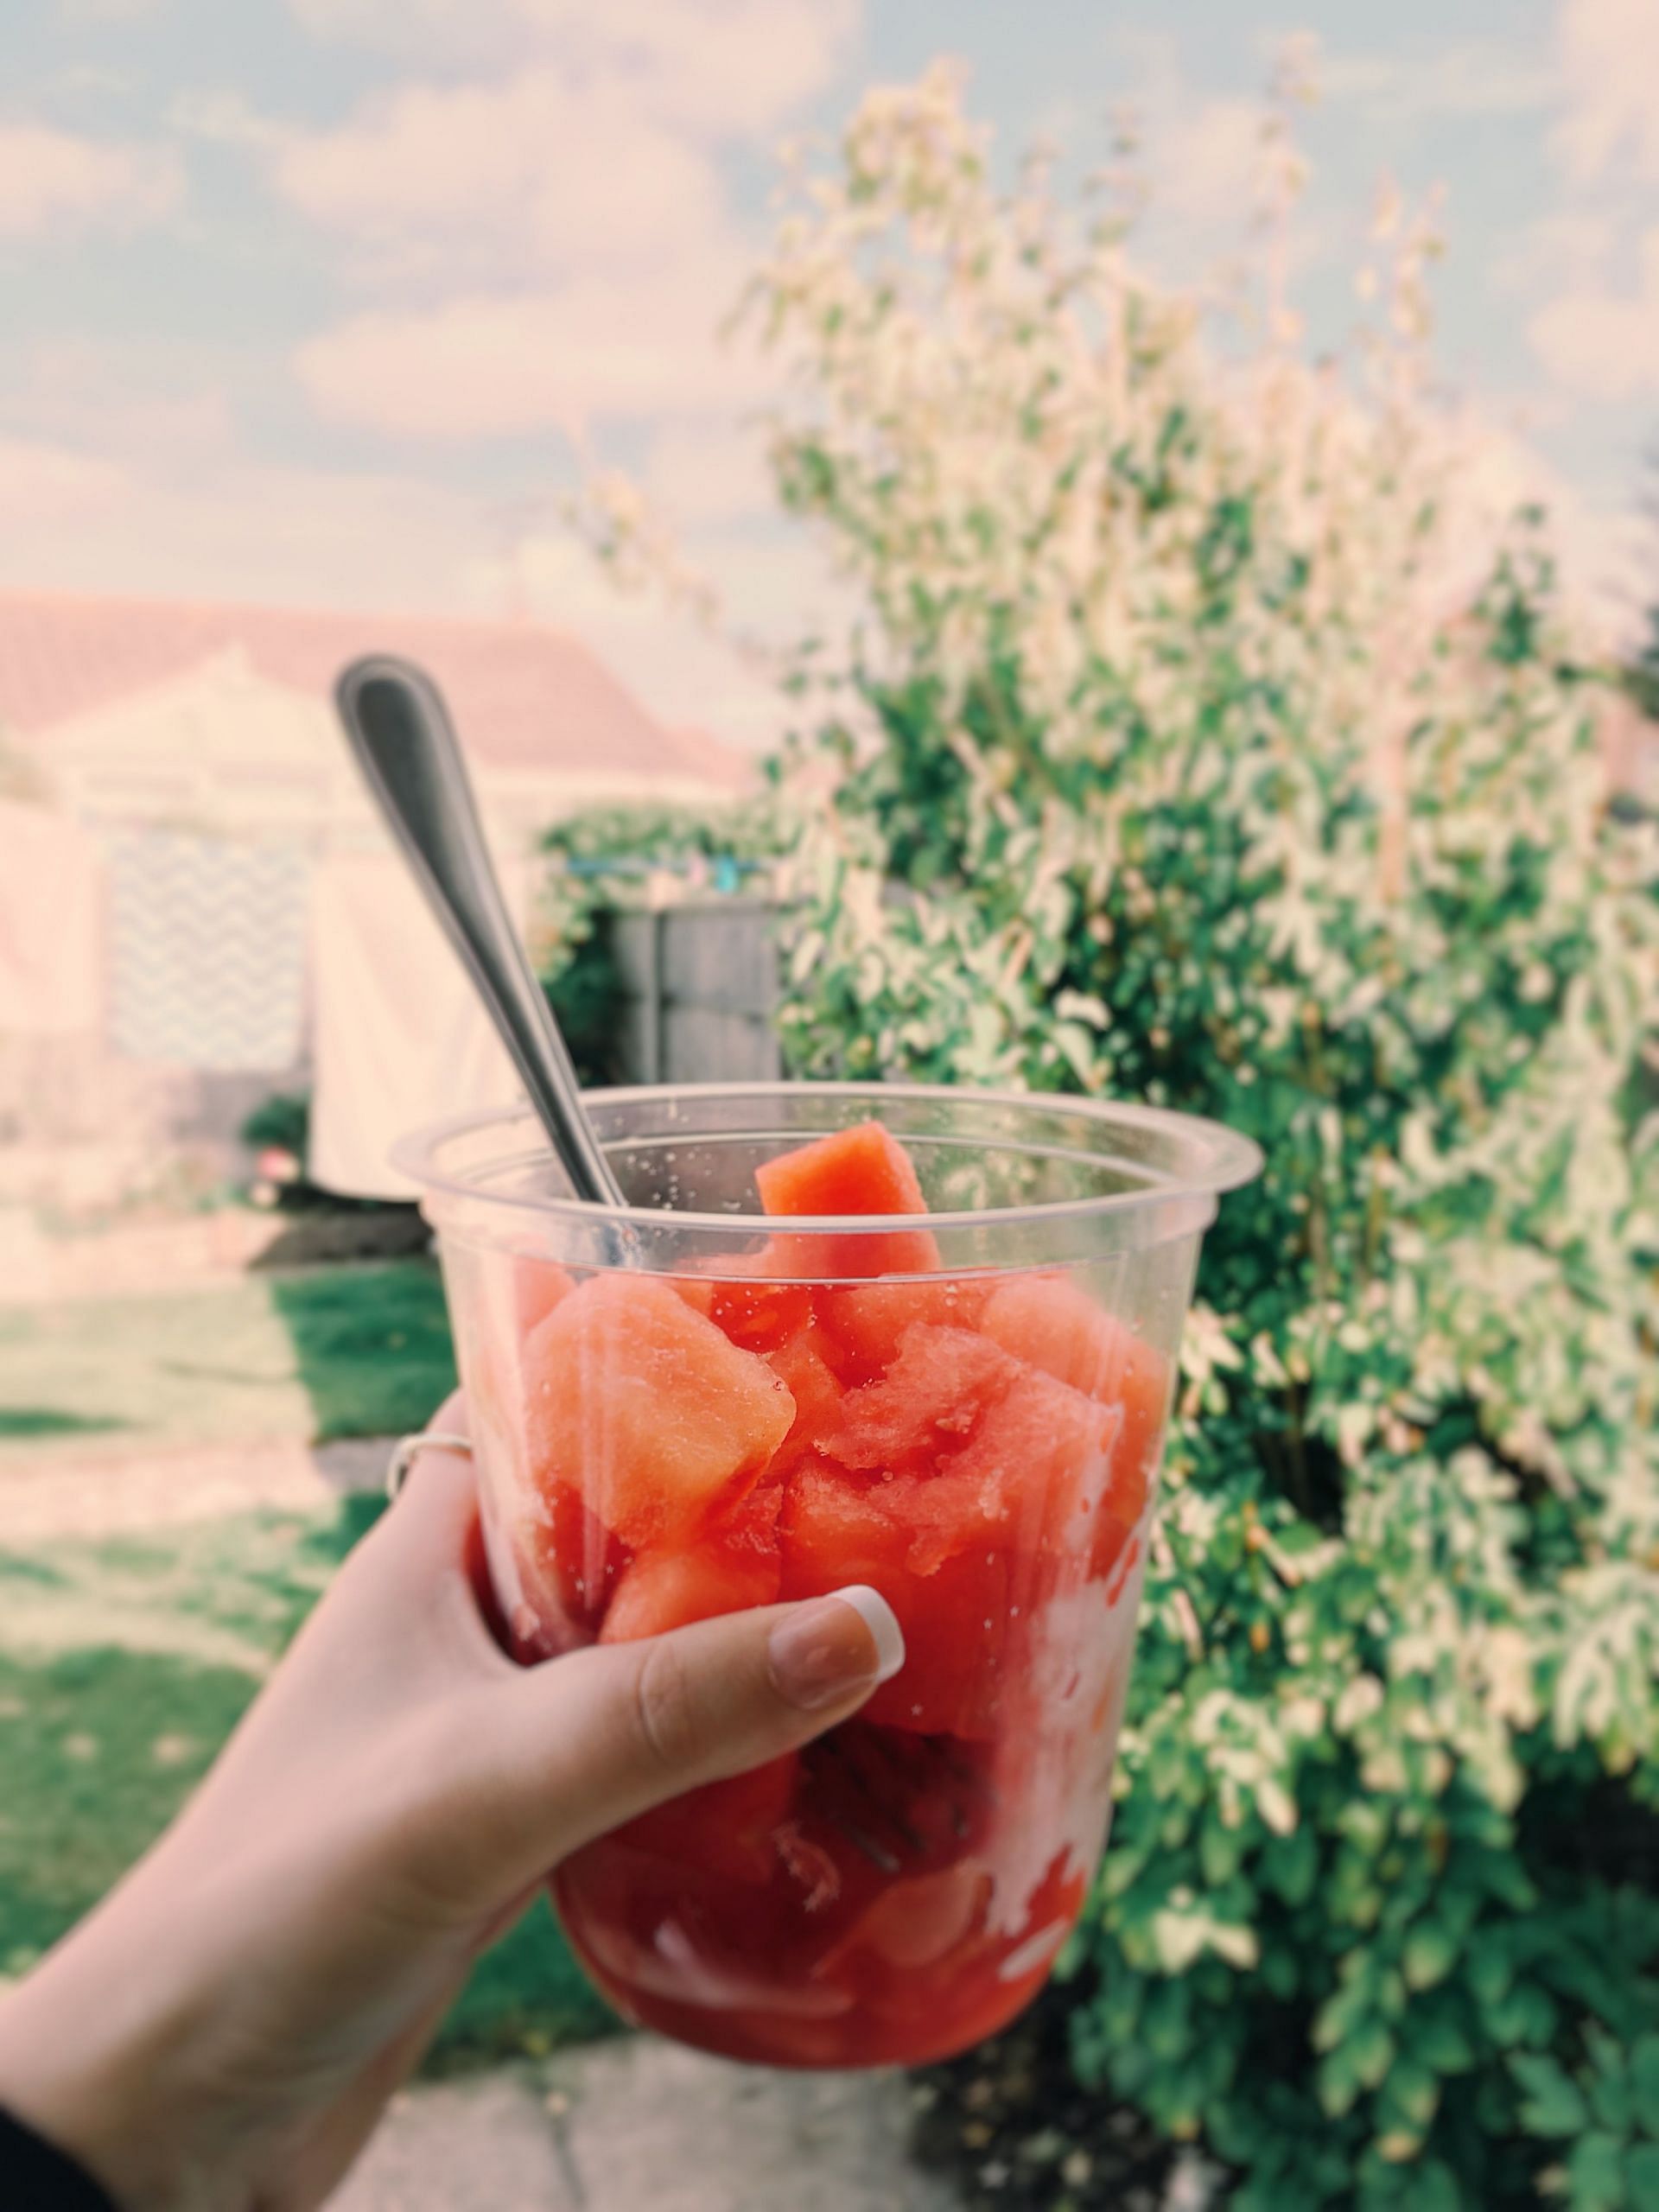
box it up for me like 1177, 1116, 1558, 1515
0, 587, 747, 787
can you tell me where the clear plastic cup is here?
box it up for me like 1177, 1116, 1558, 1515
397, 1082, 1260, 2069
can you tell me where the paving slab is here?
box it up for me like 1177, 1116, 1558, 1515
331, 2037, 963, 2212
0, 1433, 390, 1543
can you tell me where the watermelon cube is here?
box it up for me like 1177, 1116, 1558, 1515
978, 1273, 1166, 1541
702, 1250, 816, 1354
764, 1321, 846, 1471
821, 1323, 1023, 1474
512, 1255, 575, 1341
779, 1467, 1010, 1738
934, 1364, 1125, 1573
755, 1121, 942, 1279
523, 1274, 795, 1549
600, 1535, 780, 1643
813, 1276, 990, 1383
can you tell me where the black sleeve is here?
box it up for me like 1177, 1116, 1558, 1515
0, 2107, 119, 2211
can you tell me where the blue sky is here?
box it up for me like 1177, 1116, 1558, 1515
1, 0, 1655, 743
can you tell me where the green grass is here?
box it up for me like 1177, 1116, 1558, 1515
0, 1265, 610, 2059
0, 1262, 455, 1460
0, 1410, 124, 1441
0, 1502, 616, 2063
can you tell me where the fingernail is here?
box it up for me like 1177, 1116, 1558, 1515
767, 1585, 906, 1712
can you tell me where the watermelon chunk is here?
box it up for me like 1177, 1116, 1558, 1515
597, 1467, 783, 1643
702, 1249, 815, 1354
512, 1255, 575, 1341
600, 1535, 780, 1643
821, 1324, 1022, 1474
933, 1364, 1124, 1573
978, 1273, 1166, 1547
779, 1467, 1010, 1737
523, 1274, 795, 1549
514, 1481, 632, 1649
755, 1121, 942, 1280
612, 1754, 800, 1886
764, 1322, 845, 1471
813, 1276, 990, 1383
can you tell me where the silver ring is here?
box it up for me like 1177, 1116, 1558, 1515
386, 1430, 474, 1501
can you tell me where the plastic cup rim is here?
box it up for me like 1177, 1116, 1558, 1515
391, 1078, 1264, 1243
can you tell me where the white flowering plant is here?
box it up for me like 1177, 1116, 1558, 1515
570, 60, 1659, 2212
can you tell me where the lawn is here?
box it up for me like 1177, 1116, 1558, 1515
0, 1261, 456, 1459
0, 1261, 613, 2064
0, 1499, 616, 2064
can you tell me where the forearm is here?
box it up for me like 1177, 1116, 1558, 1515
0, 1867, 236, 2212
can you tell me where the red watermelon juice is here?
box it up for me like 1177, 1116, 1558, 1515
404, 1084, 1260, 2069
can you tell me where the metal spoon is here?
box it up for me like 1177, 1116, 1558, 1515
334, 653, 628, 1211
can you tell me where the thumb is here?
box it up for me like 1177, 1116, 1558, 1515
465, 1588, 905, 1892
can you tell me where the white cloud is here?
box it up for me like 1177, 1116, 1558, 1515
1, 337, 238, 464
1529, 224, 1659, 398
284, 0, 860, 131
644, 419, 775, 526
1554, 0, 1659, 183
168, 88, 291, 153
58, 0, 167, 18
0, 437, 131, 518
1447, 410, 1647, 637
1320, 40, 1553, 121
464, 520, 844, 750
1494, 210, 1616, 299
468, 533, 772, 742
0, 450, 489, 613
272, 72, 726, 282
0, 124, 182, 238
269, 2, 859, 286
1148, 97, 1263, 230
295, 252, 769, 438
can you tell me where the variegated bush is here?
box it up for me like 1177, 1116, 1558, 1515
575, 61, 1659, 2212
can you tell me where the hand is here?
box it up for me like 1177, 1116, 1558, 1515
0, 1396, 903, 2212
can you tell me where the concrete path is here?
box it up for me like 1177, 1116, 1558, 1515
331, 2037, 962, 2212
0, 1433, 391, 1543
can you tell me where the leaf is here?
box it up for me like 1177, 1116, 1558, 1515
1486, 1981, 1558, 2050
1317, 2046, 1360, 2119
1626, 2143, 1659, 2212
1404, 1921, 1458, 1993
1267, 1822, 1319, 1908
1409, 2003, 1477, 2077
1412, 2161, 1465, 2212
1470, 1937, 1513, 2012
1200, 1814, 1242, 1887
1511, 2052, 1589, 2139
1352, 2018, 1396, 2092
1633, 2037, 1659, 2139
1384, 2057, 1441, 2130
1566, 2132, 1626, 2212
1589, 2050, 1633, 2139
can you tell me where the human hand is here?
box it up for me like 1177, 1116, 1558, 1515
0, 1396, 903, 2212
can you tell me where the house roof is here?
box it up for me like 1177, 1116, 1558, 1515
0, 587, 749, 790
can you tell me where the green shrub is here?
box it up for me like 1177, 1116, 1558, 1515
582, 64, 1659, 2210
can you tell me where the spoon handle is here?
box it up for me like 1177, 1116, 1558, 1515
335, 654, 627, 1209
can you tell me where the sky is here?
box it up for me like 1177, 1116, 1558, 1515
1, 0, 1656, 748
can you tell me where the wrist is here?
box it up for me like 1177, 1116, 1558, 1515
0, 1891, 224, 2212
